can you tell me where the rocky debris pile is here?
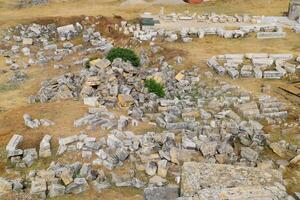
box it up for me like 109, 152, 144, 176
1, 159, 145, 198
23, 113, 54, 128
269, 140, 299, 158
160, 12, 259, 24
208, 53, 300, 79
9, 70, 28, 83
257, 95, 288, 122
231, 95, 288, 123
6, 134, 53, 168
180, 162, 292, 199
30, 73, 82, 103
18, 0, 48, 8
0, 177, 24, 196
119, 22, 284, 42
6, 134, 38, 168
74, 107, 136, 131
0, 20, 113, 71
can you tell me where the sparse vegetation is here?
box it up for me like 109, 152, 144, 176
106, 47, 140, 67
145, 79, 165, 98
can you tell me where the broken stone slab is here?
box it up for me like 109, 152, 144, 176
157, 159, 169, 178
245, 53, 269, 59
257, 32, 286, 39
227, 67, 239, 79
107, 134, 123, 149
57, 24, 76, 39
59, 135, 79, 146
289, 154, 300, 165
144, 185, 179, 200
7, 149, 23, 158
199, 141, 218, 157
145, 161, 157, 176
149, 175, 168, 187
240, 147, 259, 162
0, 178, 13, 196
181, 162, 283, 197
30, 178, 47, 199
115, 148, 129, 161
22, 38, 33, 45
269, 54, 293, 61
65, 178, 89, 194
264, 71, 283, 79
83, 97, 99, 107
194, 184, 290, 200
6, 134, 23, 151
39, 134, 52, 158
23, 151, 37, 167
270, 142, 287, 158
252, 58, 274, 67
40, 119, 55, 127
23, 113, 40, 129
48, 183, 65, 198
92, 180, 111, 193
118, 94, 134, 107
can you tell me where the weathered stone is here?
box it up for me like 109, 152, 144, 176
199, 142, 218, 157
39, 134, 52, 158
61, 169, 73, 186
149, 175, 168, 187
118, 94, 134, 107
48, 183, 65, 198
290, 154, 300, 165
0, 178, 13, 196
144, 185, 179, 200
157, 159, 168, 177
270, 142, 287, 158
23, 113, 40, 129
240, 147, 259, 162
195, 184, 290, 200
83, 97, 99, 107
145, 161, 157, 176
92, 180, 111, 193
30, 178, 47, 198
115, 148, 129, 161
65, 178, 89, 194
257, 32, 286, 39
6, 134, 23, 151
181, 162, 283, 197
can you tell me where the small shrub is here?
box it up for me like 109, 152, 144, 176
106, 47, 140, 67
145, 79, 165, 98
84, 60, 91, 69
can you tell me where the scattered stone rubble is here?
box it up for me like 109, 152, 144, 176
208, 53, 300, 79
18, 0, 48, 8
2, 60, 298, 198
119, 20, 285, 42
1, 16, 299, 200
0, 19, 113, 74
23, 113, 54, 128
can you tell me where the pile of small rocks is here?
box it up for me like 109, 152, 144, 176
208, 53, 300, 79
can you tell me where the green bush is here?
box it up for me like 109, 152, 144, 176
145, 79, 165, 98
84, 60, 91, 69
106, 47, 140, 67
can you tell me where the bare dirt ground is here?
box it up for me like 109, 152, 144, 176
0, 0, 299, 198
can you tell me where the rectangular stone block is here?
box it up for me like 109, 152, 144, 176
257, 32, 286, 39
181, 162, 283, 197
